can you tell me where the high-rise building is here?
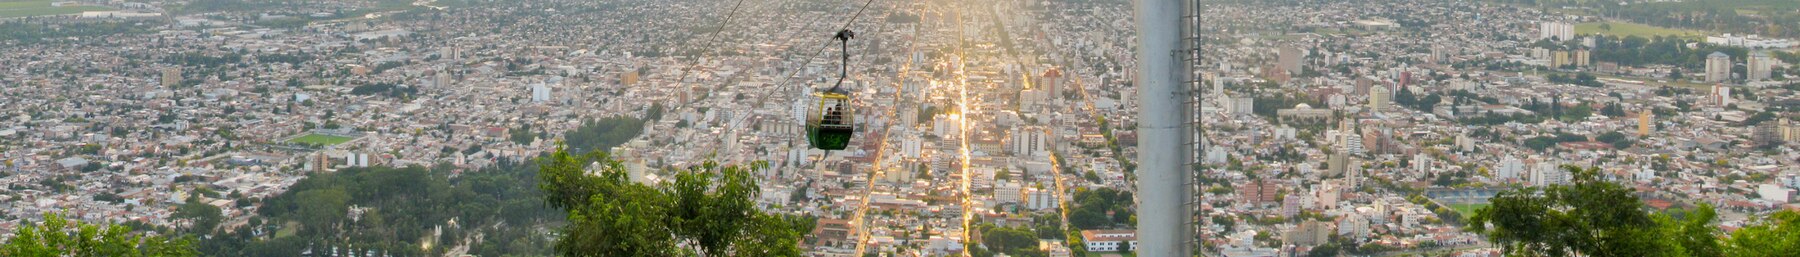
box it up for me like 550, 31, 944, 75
1497, 156, 1524, 180
1368, 86, 1390, 111
1552, 51, 1571, 68
621, 71, 640, 86
531, 84, 551, 103
1749, 51, 1775, 81
1574, 49, 1591, 67
434, 71, 452, 88
1010, 127, 1049, 157
1710, 84, 1733, 106
1042, 68, 1062, 101
902, 136, 923, 159
1530, 159, 1568, 187
1754, 120, 1785, 146
1412, 153, 1432, 174
1706, 52, 1732, 82
1638, 111, 1653, 136
1327, 152, 1348, 176
1539, 22, 1575, 41
1278, 46, 1304, 74
1338, 120, 1364, 155
161, 67, 181, 87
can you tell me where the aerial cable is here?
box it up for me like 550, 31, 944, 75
666, 0, 751, 109
758, 0, 880, 105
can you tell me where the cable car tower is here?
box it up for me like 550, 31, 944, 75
1135, 0, 1200, 255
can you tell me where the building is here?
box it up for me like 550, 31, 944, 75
1552, 50, 1571, 68
1748, 51, 1775, 81
1638, 111, 1653, 136
996, 181, 1024, 204
1574, 49, 1591, 67
1530, 159, 1568, 187
530, 84, 551, 103
1706, 34, 1797, 49
1011, 127, 1049, 157
1758, 184, 1795, 203
161, 67, 181, 87
1539, 21, 1575, 41
1284, 220, 1331, 247
1080, 230, 1138, 252
1412, 153, 1433, 174
1026, 189, 1059, 210
1276, 104, 1332, 123
1278, 46, 1303, 74
1710, 84, 1733, 106
1368, 86, 1390, 111
621, 71, 640, 85
1327, 152, 1348, 176
1042, 68, 1062, 101
1337, 213, 1370, 241
1754, 120, 1785, 146
1706, 52, 1732, 82
1497, 156, 1524, 180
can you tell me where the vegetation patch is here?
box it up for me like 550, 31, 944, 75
1576, 22, 1706, 39
0, 0, 115, 18
287, 134, 354, 146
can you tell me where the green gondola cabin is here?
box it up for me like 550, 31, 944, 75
807, 92, 855, 150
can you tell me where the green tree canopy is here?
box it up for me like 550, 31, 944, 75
1469, 165, 1800, 257
538, 146, 810, 256
1, 213, 197, 257
1724, 210, 1800, 257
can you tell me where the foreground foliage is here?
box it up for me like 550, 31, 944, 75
1, 213, 197, 257
1468, 165, 1800, 257
538, 147, 811, 256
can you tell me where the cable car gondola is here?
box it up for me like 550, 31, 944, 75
807, 29, 857, 150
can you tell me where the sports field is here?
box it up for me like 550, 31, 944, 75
1449, 203, 1491, 218
288, 134, 355, 146
1576, 21, 1706, 39
0, 0, 115, 18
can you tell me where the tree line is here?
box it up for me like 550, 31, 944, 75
1468, 166, 1800, 257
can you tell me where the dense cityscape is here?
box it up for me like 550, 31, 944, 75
1, 0, 1799, 256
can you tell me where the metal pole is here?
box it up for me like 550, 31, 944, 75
1134, 0, 1194, 255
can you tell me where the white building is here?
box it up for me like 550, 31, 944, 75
1748, 51, 1776, 81
1758, 184, 1794, 203
1539, 22, 1575, 41
530, 84, 551, 103
1026, 188, 1059, 210
1706, 34, 1797, 49
1706, 52, 1732, 83
1080, 230, 1137, 252
1011, 127, 1049, 157
1710, 84, 1733, 107
1497, 156, 1524, 181
995, 181, 1024, 204
1530, 160, 1568, 187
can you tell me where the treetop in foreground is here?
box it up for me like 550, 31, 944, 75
538, 146, 811, 257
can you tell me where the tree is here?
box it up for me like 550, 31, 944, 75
1, 213, 197, 257
174, 194, 223, 234
295, 189, 350, 237
1724, 210, 1800, 257
538, 146, 808, 256
981, 226, 1039, 255
1468, 165, 1800, 257
1466, 165, 1669, 257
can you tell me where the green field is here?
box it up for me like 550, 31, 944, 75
1449, 203, 1491, 218
1576, 21, 1707, 39
0, 0, 115, 18
288, 134, 355, 146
